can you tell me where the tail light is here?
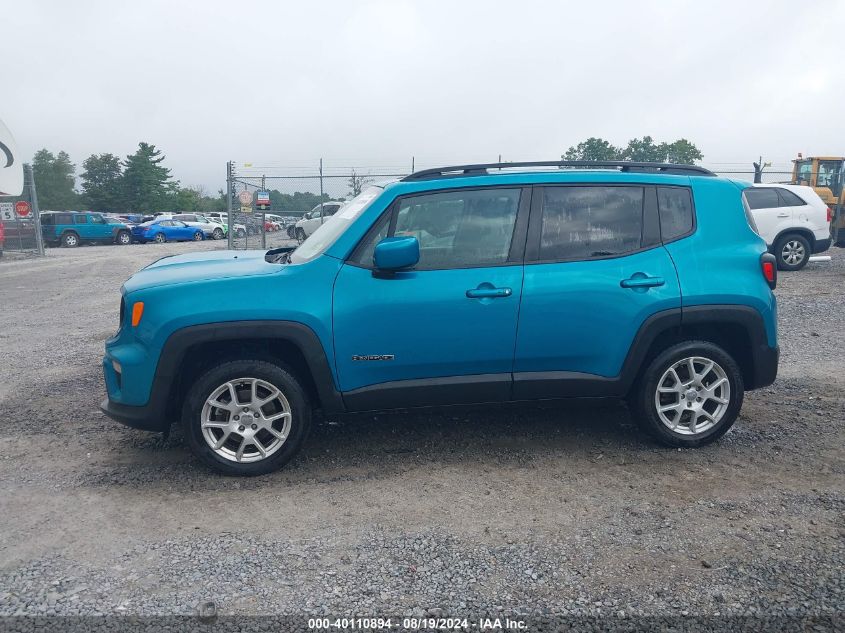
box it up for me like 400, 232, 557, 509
761, 253, 777, 290
827, 207, 833, 223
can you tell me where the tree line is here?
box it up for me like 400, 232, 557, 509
563, 136, 702, 164
30, 143, 331, 215
27, 136, 704, 213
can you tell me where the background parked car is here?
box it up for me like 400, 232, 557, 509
205, 212, 248, 237
41, 211, 132, 247
172, 213, 227, 239
743, 184, 832, 271
131, 218, 204, 243
290, 201, 344, 239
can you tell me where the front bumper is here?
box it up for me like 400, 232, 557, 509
100, 396, 170, 433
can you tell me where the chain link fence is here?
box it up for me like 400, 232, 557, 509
222, 161, 844, 250
0, 164, 45, 257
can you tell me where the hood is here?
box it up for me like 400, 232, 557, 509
123, 250, 280, 293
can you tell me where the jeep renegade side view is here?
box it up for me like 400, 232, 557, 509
101, 161, 779, 476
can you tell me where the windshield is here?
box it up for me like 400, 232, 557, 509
289, 186, 382, 264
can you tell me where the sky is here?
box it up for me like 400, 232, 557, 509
2, 0, 844, 192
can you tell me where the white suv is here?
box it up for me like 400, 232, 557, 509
743, 184, 832, 271
292, 201, 344, 240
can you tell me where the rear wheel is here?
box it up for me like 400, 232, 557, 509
235, 228, 246, 238
632, 341, 744, 447
116, 230, 131, 245
154, 232, 166, 244
774, 233, 810, 271
181, 360, 312, 476
62, 232, 79, 247
193, 230, 203, 241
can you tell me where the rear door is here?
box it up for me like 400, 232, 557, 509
513, 184, 682, 398
333, 186, 530, 409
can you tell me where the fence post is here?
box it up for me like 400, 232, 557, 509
226, 161, 233, 249
319, 158, 324, 223
25, 164, 44, 256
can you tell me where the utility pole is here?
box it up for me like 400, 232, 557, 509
226, 161, 233, 249
25, 164, 45, 255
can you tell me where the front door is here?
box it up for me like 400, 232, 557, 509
513, 184, 683, 398
333, 186, 530, 410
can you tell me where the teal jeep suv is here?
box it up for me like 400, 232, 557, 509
101, 161, 779, 475
42, 211, 132, 247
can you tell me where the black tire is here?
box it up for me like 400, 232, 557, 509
287, 226, 296, 238
116, 230, 132, 245
295, 227, 306, 241
62, 231, 80, 248
193, 230, 203, 241
154, 232, 166, 244
774, 233, 810, 271
235, 228, 246, 238
181, 359, 312, 476
212, 227, 224, 240
631, 340, 744, 448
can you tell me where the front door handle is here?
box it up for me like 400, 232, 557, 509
466, 286, 512, 299
620, 275, 665, 289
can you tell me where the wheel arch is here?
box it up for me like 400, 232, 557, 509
772, 227, 815, 249
624, 305, 777, 394
156, 321, 345, 424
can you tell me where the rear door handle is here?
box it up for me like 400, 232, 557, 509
620, 276, 665, 289
466, 287, 512, 299
777, 212, 790, 218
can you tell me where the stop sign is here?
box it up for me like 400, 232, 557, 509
15, 200, 30, 217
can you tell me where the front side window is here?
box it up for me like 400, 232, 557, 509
795, 160, 813, 185
744, 188, 779, 210
657, 187, 694, 241
90, 214, 105, 224
539, 186, 643, 260
355, 188, 521, 270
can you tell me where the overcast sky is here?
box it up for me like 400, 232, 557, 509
3, 0, 844, 191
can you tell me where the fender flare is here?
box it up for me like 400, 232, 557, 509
155, 320, 345, 415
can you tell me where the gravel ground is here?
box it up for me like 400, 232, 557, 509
0, 242, 842, 629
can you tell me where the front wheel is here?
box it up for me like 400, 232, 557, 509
631, 341, 744, 447
181, 360, 312, 476
193, 230, 203, 241
116, 230, 132, 245
775, 233, 810, 271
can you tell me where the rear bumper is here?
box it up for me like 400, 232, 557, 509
749, 344, 779, 390
100, 396, 171, 433
813, 238, 831, 254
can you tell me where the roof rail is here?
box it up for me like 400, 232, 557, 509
401, 160, 715, 181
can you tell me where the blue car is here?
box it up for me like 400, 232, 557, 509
131, 218, 204, 244
102, 161, 779, 476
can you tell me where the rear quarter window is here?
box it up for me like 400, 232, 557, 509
743, 188, 779, 210
657, 187, 694, 241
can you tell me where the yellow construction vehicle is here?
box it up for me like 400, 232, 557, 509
791, 155, 844, 245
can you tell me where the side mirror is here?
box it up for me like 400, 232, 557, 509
373, 236, 419, 272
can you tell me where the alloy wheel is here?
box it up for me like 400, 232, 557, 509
654, 356, 730, 435
200, 377, 292, 463
781, 240, 805, 266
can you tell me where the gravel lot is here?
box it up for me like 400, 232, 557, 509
0, 242, 842, 627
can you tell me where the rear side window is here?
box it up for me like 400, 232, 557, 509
776, 189, 806, 206
73, 214, 87, 224
539, 186, 643, 260
657, 187, 694, 241
57, 213, 72, 224
744, 188, 779, 210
